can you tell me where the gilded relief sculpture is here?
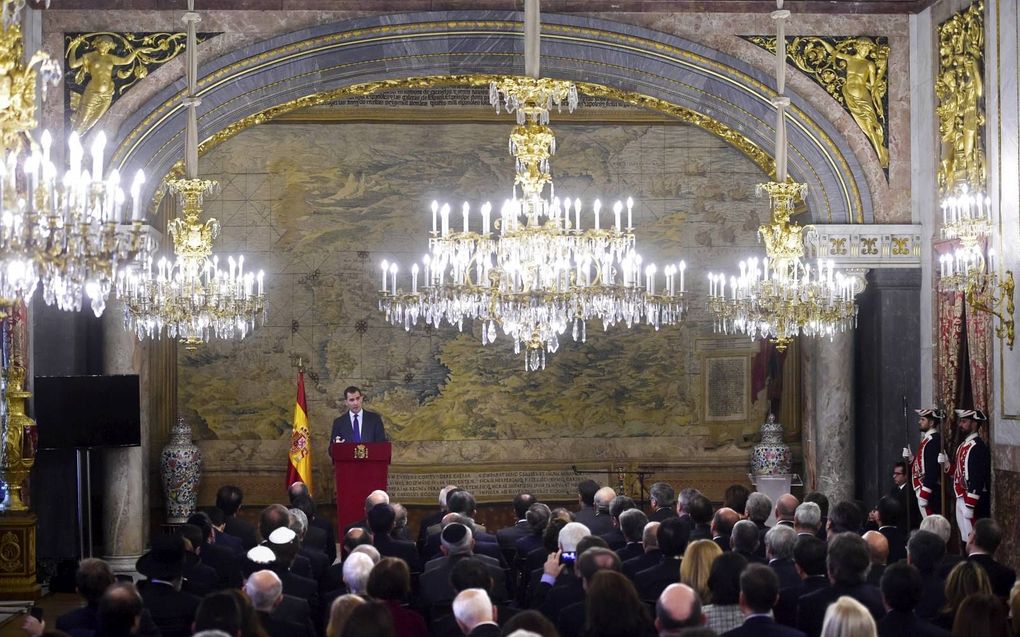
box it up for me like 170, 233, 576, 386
935, 2, 985, 194
65, 32, 215, 135
744, 35, 890, 170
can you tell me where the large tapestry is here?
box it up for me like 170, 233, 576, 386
179, 102, 790, 493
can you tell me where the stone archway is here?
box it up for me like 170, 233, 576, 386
111, 10, 874, 224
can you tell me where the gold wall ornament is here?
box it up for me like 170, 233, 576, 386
966, 271, 1015, 350
935, 1, 985, 194
743, 35, 890, 171
0, 18, 58, 154
64, 31, 219, 135
1, 301, 37, 513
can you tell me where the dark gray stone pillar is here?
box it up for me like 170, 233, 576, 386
854, 268, 921, 511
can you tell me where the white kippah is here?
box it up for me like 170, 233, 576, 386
246, 545, 276, 564
268, 526, 297, 544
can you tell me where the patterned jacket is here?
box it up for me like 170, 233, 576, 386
945, 432, 990, 511
911, 430, 941, 514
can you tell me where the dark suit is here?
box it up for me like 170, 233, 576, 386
200, 539, 243, 590
420, 554, 508, 604
689, 523, 712, 542
557, 600, 587, 637
515, 533, 544, 560
278, 570, 320, 626
309, 516, 337, 565
136, 580, 201, 637
56, 604, 160, 637
797, 583, 885, 637
574, 505, 598, 528
275, 594, 318, 637
375, 533, 422, 571
769, 557, 801, 590
876, 609, 950, 637
714, 535, 732, 552
754, 521, 771, 559
224, 515, 259, 550
181, 557, 219, 596
915, 573, 947, 621
330, 409, 386, 445
467, 623, 502, 637
257, 609, 311, 637
497, 520, 531, 553
622, 550, 661, 581
616, 542, 644, 563
635, 556, 681, 601
536, 575, 584, 622
879, 525, 907, 563
723, 614, 806, 637
736, 549, 768, 565
889, 483, 921, 531
649, 507, 677, 522
775, 575, 828, 627
600, 528, 626, 551
583, 512, 614, 536
213, 527, 245, 557
968, 553, 1017, 600
298, 544, 330, 582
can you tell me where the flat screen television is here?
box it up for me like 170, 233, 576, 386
33, 375, 141, 449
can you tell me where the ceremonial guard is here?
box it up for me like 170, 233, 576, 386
939, 409, 991, 542
903, 408, 943, 518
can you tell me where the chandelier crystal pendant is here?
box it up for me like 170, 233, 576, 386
0, 0, 151, 317
379, 0, 687, 371
707, 0, 862, 352
116, 0, 265, 346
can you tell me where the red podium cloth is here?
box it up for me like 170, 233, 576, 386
331, 442, 391, 531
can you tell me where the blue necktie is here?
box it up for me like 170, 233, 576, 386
353, 413, 360, 443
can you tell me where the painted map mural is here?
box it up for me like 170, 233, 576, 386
179, 105, 785, 474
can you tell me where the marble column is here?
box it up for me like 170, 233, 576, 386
101, 299, 150, 574
802, 330, 855, 506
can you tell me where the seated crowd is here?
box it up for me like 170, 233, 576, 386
22, 480, 1020, 637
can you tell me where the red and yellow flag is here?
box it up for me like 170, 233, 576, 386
286, 369, 313, 494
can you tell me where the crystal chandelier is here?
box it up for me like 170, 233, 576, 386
707, 0, 862, 352
0, 0, 150, 317
379, 0, 687, 371
937, 184, 994, 291
116, 0, 265, 346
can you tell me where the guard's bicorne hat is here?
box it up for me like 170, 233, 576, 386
915, 408, 946, 420
955, 408, 988, 421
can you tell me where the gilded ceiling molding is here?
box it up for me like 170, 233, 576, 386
935, 1, 985, 195
64, 31, 219, 135
108, 13, 873, 224
742, 35, 890, 175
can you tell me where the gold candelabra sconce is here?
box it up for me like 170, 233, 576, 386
965, 270, 1015, 350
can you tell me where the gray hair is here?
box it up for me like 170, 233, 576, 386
650, 482, 676, 508
439, 485, 458, 508
731, 519, 759, 553
594, 487, 616, 510
453, 588, 494, 631
765, 524, 797, 560
342, 552, 374, 594
919, 514, 952, 544
559, 522, 591, 551
794, 502, 821, 531
643, 522, 661, 549
678, 488, 701, 513
288, 508, 308, 537
392, 503, 408, 529
442, 524, 474, 556
619, 509, 649, 543
244, 570, 283, 612
745, 492, 773, 523
350, 544, 380, 564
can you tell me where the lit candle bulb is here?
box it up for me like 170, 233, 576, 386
574, 198, 582, 231
431, 200, 438, 234
626, 197, 633, 229
257, 270, 264, 295
594, 199, 601, 230
381, 260, 389, 293
613, 201, 623, 232
390, 262, 398, 294
91, 131, 106, 179
481, 201, 491, 235
678, 261, 686, 294
462, 202, 470, 233
411, 263, 419, 294
130, 170, 145, 221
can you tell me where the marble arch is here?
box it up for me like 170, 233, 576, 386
110, 10, 875, 224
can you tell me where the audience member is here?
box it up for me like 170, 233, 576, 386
217, 485, 258, 550
602, 495, 637, 550
680, 539, 723, 604
325, 594, 365, 637
804, 492, 830, 540
97, 583, 146, 637
244, 569, 311, 637
875, 561, 948, 637
636, 517, 690, 601
934, 561, 991, 631
650, 482, 678, 522
499, 494, 537, 553
368, 503, 421, 571
703, 552, 748, 634
797, 532, 884, 637
795, 503, 822, 538
861, 531, 889, 588
950, 592, 1008, 637
820, 596, 877, 637
187, 512, 244, 590
731, 520, 765, 565
192, 591, 243, 637
827, 502, 864, 539
906, 530, 948, 621
583, 571, 655, 637
500, 610, 559, 637
875, 497, 907, 563
623, 521, 662, 580
724, 485, 751, 520
965, 518, 1016, 601
342, 552, 374, 595
774, 535, 828, 627
554, 547, 622, 637
347, 490, 390, 534
587, 487, 617, 536
775, 494, 799, 528
918, 515, 962, 578
517, 503, 553, 562
454, 588, 500, 637
711, 508, 740, 552
655, 583, 705, 636
532, 522, 590, 619
617, 508, 649, 563
135, 535, 202, 637
574, 480, 601, 529
366, 557, 427, 637
766, 525, 800, 590
676, 488, 702, 540
687, 494, 714, 542
724, 563, 804, 636
745, 492, 773, 560
339, 600, 395, 637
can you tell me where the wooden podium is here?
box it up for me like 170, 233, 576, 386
331, 442, 391, 531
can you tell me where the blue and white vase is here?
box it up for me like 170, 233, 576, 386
160, 417, 202, 523
751, 414, 792, 475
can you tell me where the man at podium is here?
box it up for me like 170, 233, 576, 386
330, 386, 387, 455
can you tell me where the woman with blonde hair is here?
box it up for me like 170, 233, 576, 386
821, 596, 877, 637
326, 594, 366, 637
680, 539, 723, 603
935, 560, 992, 630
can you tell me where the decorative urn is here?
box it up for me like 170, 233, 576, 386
751, 413, 792, 475
160, 417, 203, 523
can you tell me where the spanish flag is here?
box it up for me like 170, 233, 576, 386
286, 369, 313, 494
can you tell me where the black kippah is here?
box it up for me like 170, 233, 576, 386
442, 523, 469, 544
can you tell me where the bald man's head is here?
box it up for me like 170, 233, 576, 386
593, 487, 616, 512
643, 522, 661, 552
862, 530, 889, 567
711, 507, 740, 539
775, 494, 799, 521
656, 583, 704, 633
